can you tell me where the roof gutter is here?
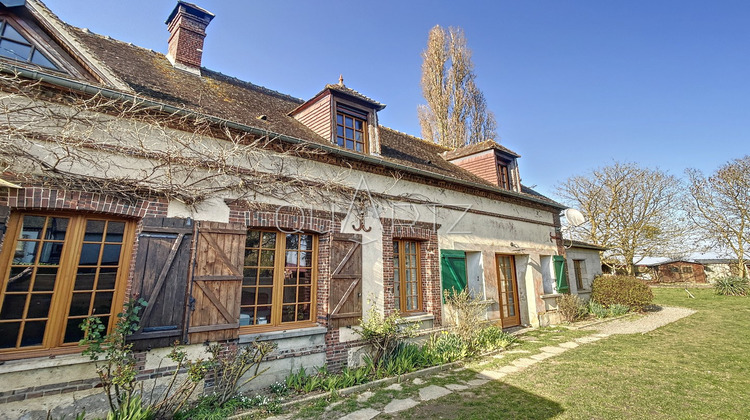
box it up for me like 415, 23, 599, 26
2, 64, 565, 210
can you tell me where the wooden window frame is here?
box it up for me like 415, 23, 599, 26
0, 212, 134, 361
335, 103, 369, 153
497, 160, 511, 190
393, 239, 423, 315
240, 229, 318, 333
573, 259, 585, 290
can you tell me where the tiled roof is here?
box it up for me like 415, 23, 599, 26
325, 83, 386, 111
569, 240, 606, 251
442, 139, 521, 160
65, 25, 560, 208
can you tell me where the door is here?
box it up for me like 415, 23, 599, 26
496, 254, 520, 327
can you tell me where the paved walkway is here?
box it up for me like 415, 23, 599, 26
268, 307, 696, 420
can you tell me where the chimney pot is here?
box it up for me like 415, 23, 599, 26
165, 1, 214, 75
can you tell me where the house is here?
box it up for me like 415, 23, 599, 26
0, 1, 570, 416
638, 260, 707, 284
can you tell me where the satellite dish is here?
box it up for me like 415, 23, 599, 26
564, 208, 586, 227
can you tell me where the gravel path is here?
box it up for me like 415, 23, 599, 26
584, 305, 696, 335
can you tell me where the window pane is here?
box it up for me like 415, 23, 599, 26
1, 294, 26, 319
26, 294, 52, 318
39, 242, 64, 265
336, 137, 345, 146
79, 243, 101, 265
106, 222, 125, 243
7, 267, 32, 292
283, 270, 297, 285
45, 218, 68, 240
68, 292, 91, 316
20, 320, 46, 347
345, 128, 354, 138
246, 230, 260, 248
355, 143, 363, 152
243, 268, 258, 286
84, 220, 105, 241
13, 241, 38, 265
298, 269, 312, 285
299, 251, 312, 267
300, 235, 313, 250
297, 304, 311, 321
63, 317, 85, 343
336, 126, 344, 136
2, 23, 27, 43
75, 267, 97, 290
244, 249, 258, 266
0, 322, 20, 348
256, 307, 271, 324
345, 116, 353, 128
30, 49, 57, 69
258, 269, 274, 285
336, 114, 343, 124
33, 267, 58, 291
20, 215, 45, 237
100, 244, 121, 265
92, 292, 114, 315
261, 232, 276, 248
346, 140, 354, 149
355, 120, 363, 130
256, 288, 273, 305
0, 39, 32, 60
298, 286, 311, 302
281, 305, 295, 322
285, 234, 299, 250
285, 250, 298, 266
241, 290, 254, 306
97, 267, 118, 289
260, 250, 275, 266
283, 287, 296, 303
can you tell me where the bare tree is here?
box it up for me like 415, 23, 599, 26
418, 25, 497, 149
557, 162, 690, 274
686, 156, 750, 278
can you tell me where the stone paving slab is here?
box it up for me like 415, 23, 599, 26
593, 333, 611, 338
478, 370, 508, 380
539, 345, 567, 354
467, 378, 489, 387
356, 391, 374, 403
384, 383, 402, 391
558, 341, 580, 349
338, 408, 380, 420
413, 378, 424, 385
512, 357, 538, 367
574, 336, 601, 344
530, 352, 554, 361
498, 365, 519, 374
419, 385, 453, 401
383, 398, 420, 414
505, 350, 531, 354
445, 383, 469, 391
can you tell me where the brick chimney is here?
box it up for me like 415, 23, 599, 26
165, 1, 214, 75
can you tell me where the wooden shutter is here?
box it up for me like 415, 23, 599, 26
188, 221, 245, 343
329, 233, 362, 328
553, 255, 569, 293
441, 249, 467, 301
0, 206, 9, 250
128, 218, 193, 350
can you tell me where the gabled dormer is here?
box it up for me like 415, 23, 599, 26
442, 140, 522, 192
290, 77, 385, 155
0, 0, 115, 84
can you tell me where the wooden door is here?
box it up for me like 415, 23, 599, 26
188, 221, 245, 343
129, 218, 193, 350
329, 233, 362, 328
496, 254, 521, 327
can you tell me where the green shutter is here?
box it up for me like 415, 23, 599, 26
553, 255, 569, 294
441, 250, 467, 301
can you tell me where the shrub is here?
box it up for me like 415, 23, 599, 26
587, 300, 610, 318
443, 288, 490, 348
473, 325, 517, 353
591, 275, 653, 310
357, 304, 418, 365
608, 304, 631, 317
556, 294, 588, 323
714, 276, 749, 296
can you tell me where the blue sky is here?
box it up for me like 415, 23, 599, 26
44, 0, 750, 199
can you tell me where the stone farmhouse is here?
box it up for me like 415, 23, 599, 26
0, 0, 576, 415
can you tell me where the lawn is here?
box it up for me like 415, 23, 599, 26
392, 288, 750, 419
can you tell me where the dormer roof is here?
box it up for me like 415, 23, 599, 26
289, 80, 386, 118
442, 139, 520, 161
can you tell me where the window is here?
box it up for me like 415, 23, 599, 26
498, 162, 511, 190
335, 104, 368, 152
0, 18, 59, 70
573, 259, 587, 290
681, 266, 693, 274
0, 213, 132, 357
393, 240, 421, 314
241, 230, 317, 329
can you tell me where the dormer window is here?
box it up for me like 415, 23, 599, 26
0, 17, 59, 70
498, 160, 511, 190
335, 104, 367, 152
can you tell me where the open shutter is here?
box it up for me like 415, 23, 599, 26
553, 255, 569, 294
188, 221, 245, 343
441, 249, 467, 300
128, 217, 193, 350
0, 206, 9, 249
329, 233, 362, 328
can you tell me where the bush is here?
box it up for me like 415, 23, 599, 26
556, 294, 588, 323
714, 276, 749, 296
587, 300, 610, 319
608, 304, 631, 317
591, 275, 653, 310
473, 325, 517, 353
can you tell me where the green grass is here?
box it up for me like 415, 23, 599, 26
397, 289, 750, 419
